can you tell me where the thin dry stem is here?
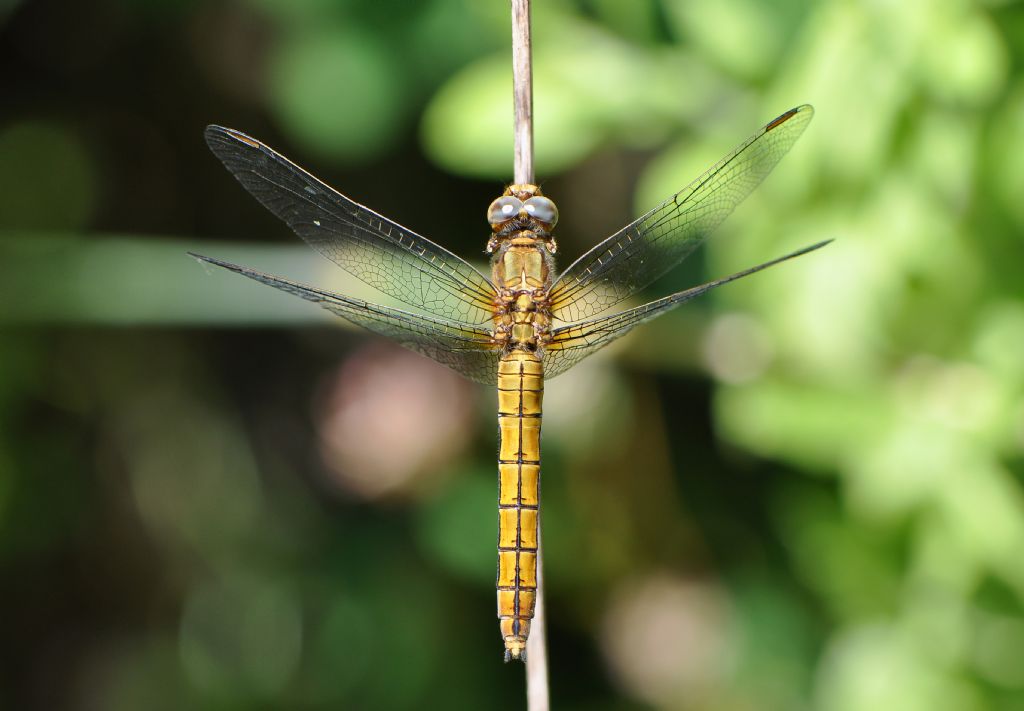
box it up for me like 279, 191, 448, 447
511, 0, 534, 185
525, 532, 549, 710
511, 1, 549, 709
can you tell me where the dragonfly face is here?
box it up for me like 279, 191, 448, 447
487, 185, 559, 242
190, 105, 830, 661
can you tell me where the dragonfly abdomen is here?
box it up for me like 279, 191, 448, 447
496, 352, 542, 661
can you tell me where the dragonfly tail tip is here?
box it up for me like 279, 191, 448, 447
503, 638, 528, 663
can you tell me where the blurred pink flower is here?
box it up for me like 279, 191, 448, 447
315, 343, 476, 500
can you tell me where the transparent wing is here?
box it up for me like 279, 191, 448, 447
191, 253, 501, 385
205, 126, 497, 325
548, 105, 814, 322
543, 241, 830, 379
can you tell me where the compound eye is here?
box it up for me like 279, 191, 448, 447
523, 196, 558, 226
487, 196, 524, 225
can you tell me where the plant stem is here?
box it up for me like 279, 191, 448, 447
526, 528, 549, 710
511, 1, 549, 709
511, 0, 534, 186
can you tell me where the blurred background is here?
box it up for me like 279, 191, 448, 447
2, 0, 1023, 708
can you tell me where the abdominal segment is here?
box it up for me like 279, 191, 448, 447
495, 352, 542, 661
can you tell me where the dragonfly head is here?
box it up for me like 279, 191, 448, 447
487, 185, 559, 237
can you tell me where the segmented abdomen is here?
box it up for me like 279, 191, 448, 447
496, 352, 542, 661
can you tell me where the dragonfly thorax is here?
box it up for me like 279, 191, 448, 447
491, 227, 555, 354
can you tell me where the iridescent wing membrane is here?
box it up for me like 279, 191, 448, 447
543, 105, 826, 377
549, 105, 815, 323
193, 126, 502, 384
192, 253, 502, 383
203, 126, 497, 326
543, 239, 827, 378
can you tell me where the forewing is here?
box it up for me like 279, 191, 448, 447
548, 105, 814, 322
191, 253, 501, 385
205, 126, 497, 325
543, 240, 830, 379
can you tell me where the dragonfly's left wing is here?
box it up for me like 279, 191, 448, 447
191, 253, 501, 385
548, 105, 814, 323
205, 126, 497, 325
543, 240, 830, 379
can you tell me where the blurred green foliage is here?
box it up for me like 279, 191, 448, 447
2, 0, 1024, 709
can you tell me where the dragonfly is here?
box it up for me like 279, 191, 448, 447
192, 104, 827, 662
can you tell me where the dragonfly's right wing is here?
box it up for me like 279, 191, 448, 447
192, 253, 501, 385
543, 240, 830, 379
548, 106, 814, 323
206, 126, 497, 325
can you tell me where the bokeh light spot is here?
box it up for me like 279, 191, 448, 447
601, 575, 738, 707
269, 29, 406, 163
316, 344, 474, 500
703, 312, 774, 384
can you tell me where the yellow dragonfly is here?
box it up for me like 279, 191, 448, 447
192, 104, 826, 662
